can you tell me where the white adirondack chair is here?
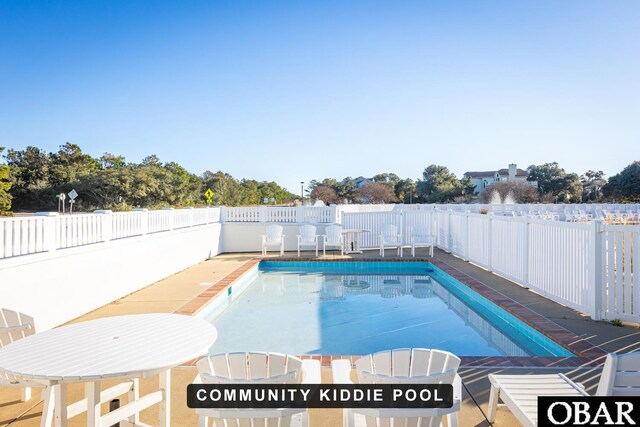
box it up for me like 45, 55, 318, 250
487, 351, 640, 427
261, 224, 285, 256
296, 225, 319, 257
409, 224, 435, 257
379, 224, 402, 257
195, 352, 321, 427
332, 348, 462, 427
0, 308, 49, 402
323, 225, 344, 256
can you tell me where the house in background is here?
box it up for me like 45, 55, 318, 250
354, 177, 372, 188
463, 163, 537, 193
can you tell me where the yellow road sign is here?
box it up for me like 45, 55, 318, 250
204, 188, 214, 203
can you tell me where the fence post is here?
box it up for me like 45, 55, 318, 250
464, 211, 470, 261
204, 206, 210, 225
432, 210, 438, 250
523, 216, 530, 286
591, 219, 604, 320
329, 205, 338, 224
258, 206, 267, 223
295, 206, 305, 224
94, 210, 113, 242
35, 212, 59, 253
487, 213, 493, 272
162, 208, 175, 231
446, 209, 452, 252
133, 208, 149, 235
183, 207, 194, 227
220, 207, 227, 223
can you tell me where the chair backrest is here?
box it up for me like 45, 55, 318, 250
265, 224, 284, 243
196, 352, 304, 426
0, 309, 36, 349
381, 224, 398, 237
354, 349, 460, 427
411, 224, 428, 236
596, 352, 640, 396
299, 225, 316, 242
355, 348, 460, 382
325, 225, 343, 243
197, 352, 303, 382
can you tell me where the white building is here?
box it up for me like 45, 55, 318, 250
463, 163, 536, 193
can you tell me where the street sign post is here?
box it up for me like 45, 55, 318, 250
204, 188, 214, 205
57, 193, 66, 214
68, 189, 78, 214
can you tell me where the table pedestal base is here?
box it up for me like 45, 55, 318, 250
42, 371, 171, 427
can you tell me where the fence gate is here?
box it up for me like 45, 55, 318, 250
601, 225, 640, 322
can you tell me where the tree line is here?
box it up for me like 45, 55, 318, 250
308, 162, 640, 205
0, 143, 297, 214
1, 143, 638, 216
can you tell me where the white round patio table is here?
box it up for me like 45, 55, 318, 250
0, 313, 217, 427
341, 229, 370, 254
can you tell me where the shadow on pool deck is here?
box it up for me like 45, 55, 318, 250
2, 250, 639, 426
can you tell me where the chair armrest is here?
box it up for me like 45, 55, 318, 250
301, 360, 321, 384
331, 359, 353, 384
453, 373, 462, 404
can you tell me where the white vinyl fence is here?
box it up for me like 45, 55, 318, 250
2, 203, 639, 323
431, 210, 602, 320
0, 207, 221, 259
342, 208, 638, 322
222, 206, 335, 223
0, 216, 48, 258
601, 225, 640, 323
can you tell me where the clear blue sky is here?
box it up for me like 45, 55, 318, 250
1, 1, 638, 194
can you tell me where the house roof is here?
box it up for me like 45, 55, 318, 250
464, 171, 496, 178
464, 168, 528, 178
497, 168, 528, 177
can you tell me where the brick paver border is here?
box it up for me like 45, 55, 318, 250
177, 256, 606, 368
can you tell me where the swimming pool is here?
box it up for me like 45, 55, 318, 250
198, 261, 573, 357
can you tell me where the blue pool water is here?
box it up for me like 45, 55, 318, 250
199, 261, 573, 357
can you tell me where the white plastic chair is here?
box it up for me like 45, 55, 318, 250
296, 225, 319, 257
409, 224, 435, 257
0, 308, 48, 402
379, 224, 402, 257
487, 351, 640, 427
261, 224, 285, 256
195, 352, 321, 427
332, 348, 462, 427
323, 225, 344, 256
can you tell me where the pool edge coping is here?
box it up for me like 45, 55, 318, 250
175, 256, 606, 368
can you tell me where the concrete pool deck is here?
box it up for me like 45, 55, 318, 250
2, 250, 640, 426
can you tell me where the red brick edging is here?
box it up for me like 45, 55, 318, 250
177, 256, 606, 368
174, 258, 261, 316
